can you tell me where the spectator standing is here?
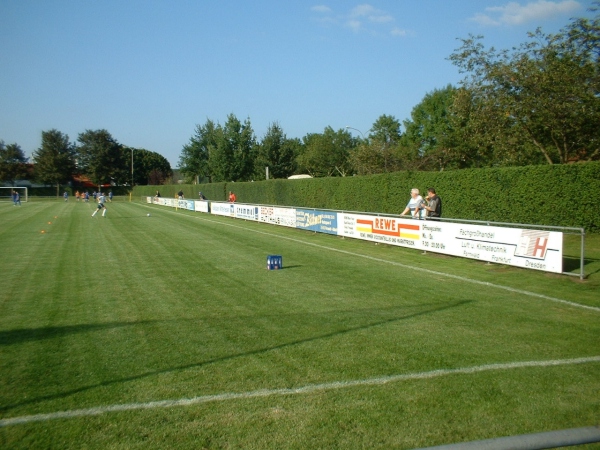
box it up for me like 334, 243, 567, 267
400, 188, 424, 218
420, 188, 442, 219
228, 191, 236, 202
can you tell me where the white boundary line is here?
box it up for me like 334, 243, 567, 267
188, 213, 600, 313
1, 356, 599, 427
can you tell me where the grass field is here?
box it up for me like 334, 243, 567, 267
0, 199, 599, 449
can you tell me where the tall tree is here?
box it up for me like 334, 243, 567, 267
348, 114, 404, 175
255, 122, 297, 179
76, 130, 128, 188
297, 127, 355, 177
179, 119, 217, 183
209, 114, 256, 182
402, 85, 475, 170
369, 114, 402, 144
32, 129, 76, 196
0, 141, 28, 186
129, 148, 172, 185
449, 5, 600, 164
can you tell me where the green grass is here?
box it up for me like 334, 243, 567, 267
0, 200, 599, 449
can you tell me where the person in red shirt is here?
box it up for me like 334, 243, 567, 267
228, 191, 237, 202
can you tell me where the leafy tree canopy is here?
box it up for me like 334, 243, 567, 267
449, 4, 600, 164
33, 130, 76, 193
77, 129, 128, 187
0, 141, 28, 185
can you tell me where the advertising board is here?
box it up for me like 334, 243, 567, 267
178, 200, 194, 211
211, 202, 235, 217
338, 212, 563, 273
194, 200, 210, 213
420, 221, 563, 273
235, 204, 259, 221
296, 209, 338, 235
258, 206, 296, 227
338, 213, 420, 247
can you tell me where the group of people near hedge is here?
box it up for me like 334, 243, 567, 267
400, 188, 442, 219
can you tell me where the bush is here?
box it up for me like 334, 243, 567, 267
134, 162, 600, 232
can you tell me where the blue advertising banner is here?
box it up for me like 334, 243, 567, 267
296, 209, 338, 235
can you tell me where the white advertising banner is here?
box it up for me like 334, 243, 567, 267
194, 200, 210, 213
211, 201, 235, 217
258, 206, 296, 227
234, 204, 259, 221
338, 213, 421, 248
338, 213, 563, 273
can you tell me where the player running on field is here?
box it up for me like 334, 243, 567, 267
91, 192, 107, 217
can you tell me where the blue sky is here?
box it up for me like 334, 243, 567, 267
0, 0, 594, 167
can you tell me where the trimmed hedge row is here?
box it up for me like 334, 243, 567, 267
134, 183, 227, 201
17, 186, 131, 197
134, 162, 600, 232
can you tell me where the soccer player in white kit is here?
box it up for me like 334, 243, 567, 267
91, 193, 107, 217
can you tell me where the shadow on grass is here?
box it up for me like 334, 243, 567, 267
0, 323, 148, 346
563, 255, 599, 272
0, 300, 472, 413
563, 256, 600, 277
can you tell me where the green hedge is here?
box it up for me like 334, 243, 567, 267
134, 162, 600, 232
20, 186, 130, 197
133, 183, 227, 201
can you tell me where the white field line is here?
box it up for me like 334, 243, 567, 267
1, 356, 599, 427
189, 214, 600, 313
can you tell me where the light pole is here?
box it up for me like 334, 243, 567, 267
131, 148, 134, 187
345, 126, 365, 139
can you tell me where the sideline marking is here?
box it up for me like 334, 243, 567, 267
1, 356, 599, 427
188, 213, 600, 313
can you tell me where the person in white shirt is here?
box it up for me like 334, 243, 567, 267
92, 193, 107, 217
400, 188, 424, 218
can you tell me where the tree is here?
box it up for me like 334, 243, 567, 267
369, 114, 402, 144
76, 130, 128, 188
349, 115, 405, 175
209, 114, 256, 182
130, 148, 172, 185
179, 119, 217, 183
402, 85, 478, 170
449, 5, 600, 164
0, 141, 28, 186
32, 129, 76, 196
255, 122, 298, 179
297, 127, 355, 177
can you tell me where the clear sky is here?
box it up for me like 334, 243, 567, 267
0, 0, 594, 167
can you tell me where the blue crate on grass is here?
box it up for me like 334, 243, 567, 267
267, 255, 283, 270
